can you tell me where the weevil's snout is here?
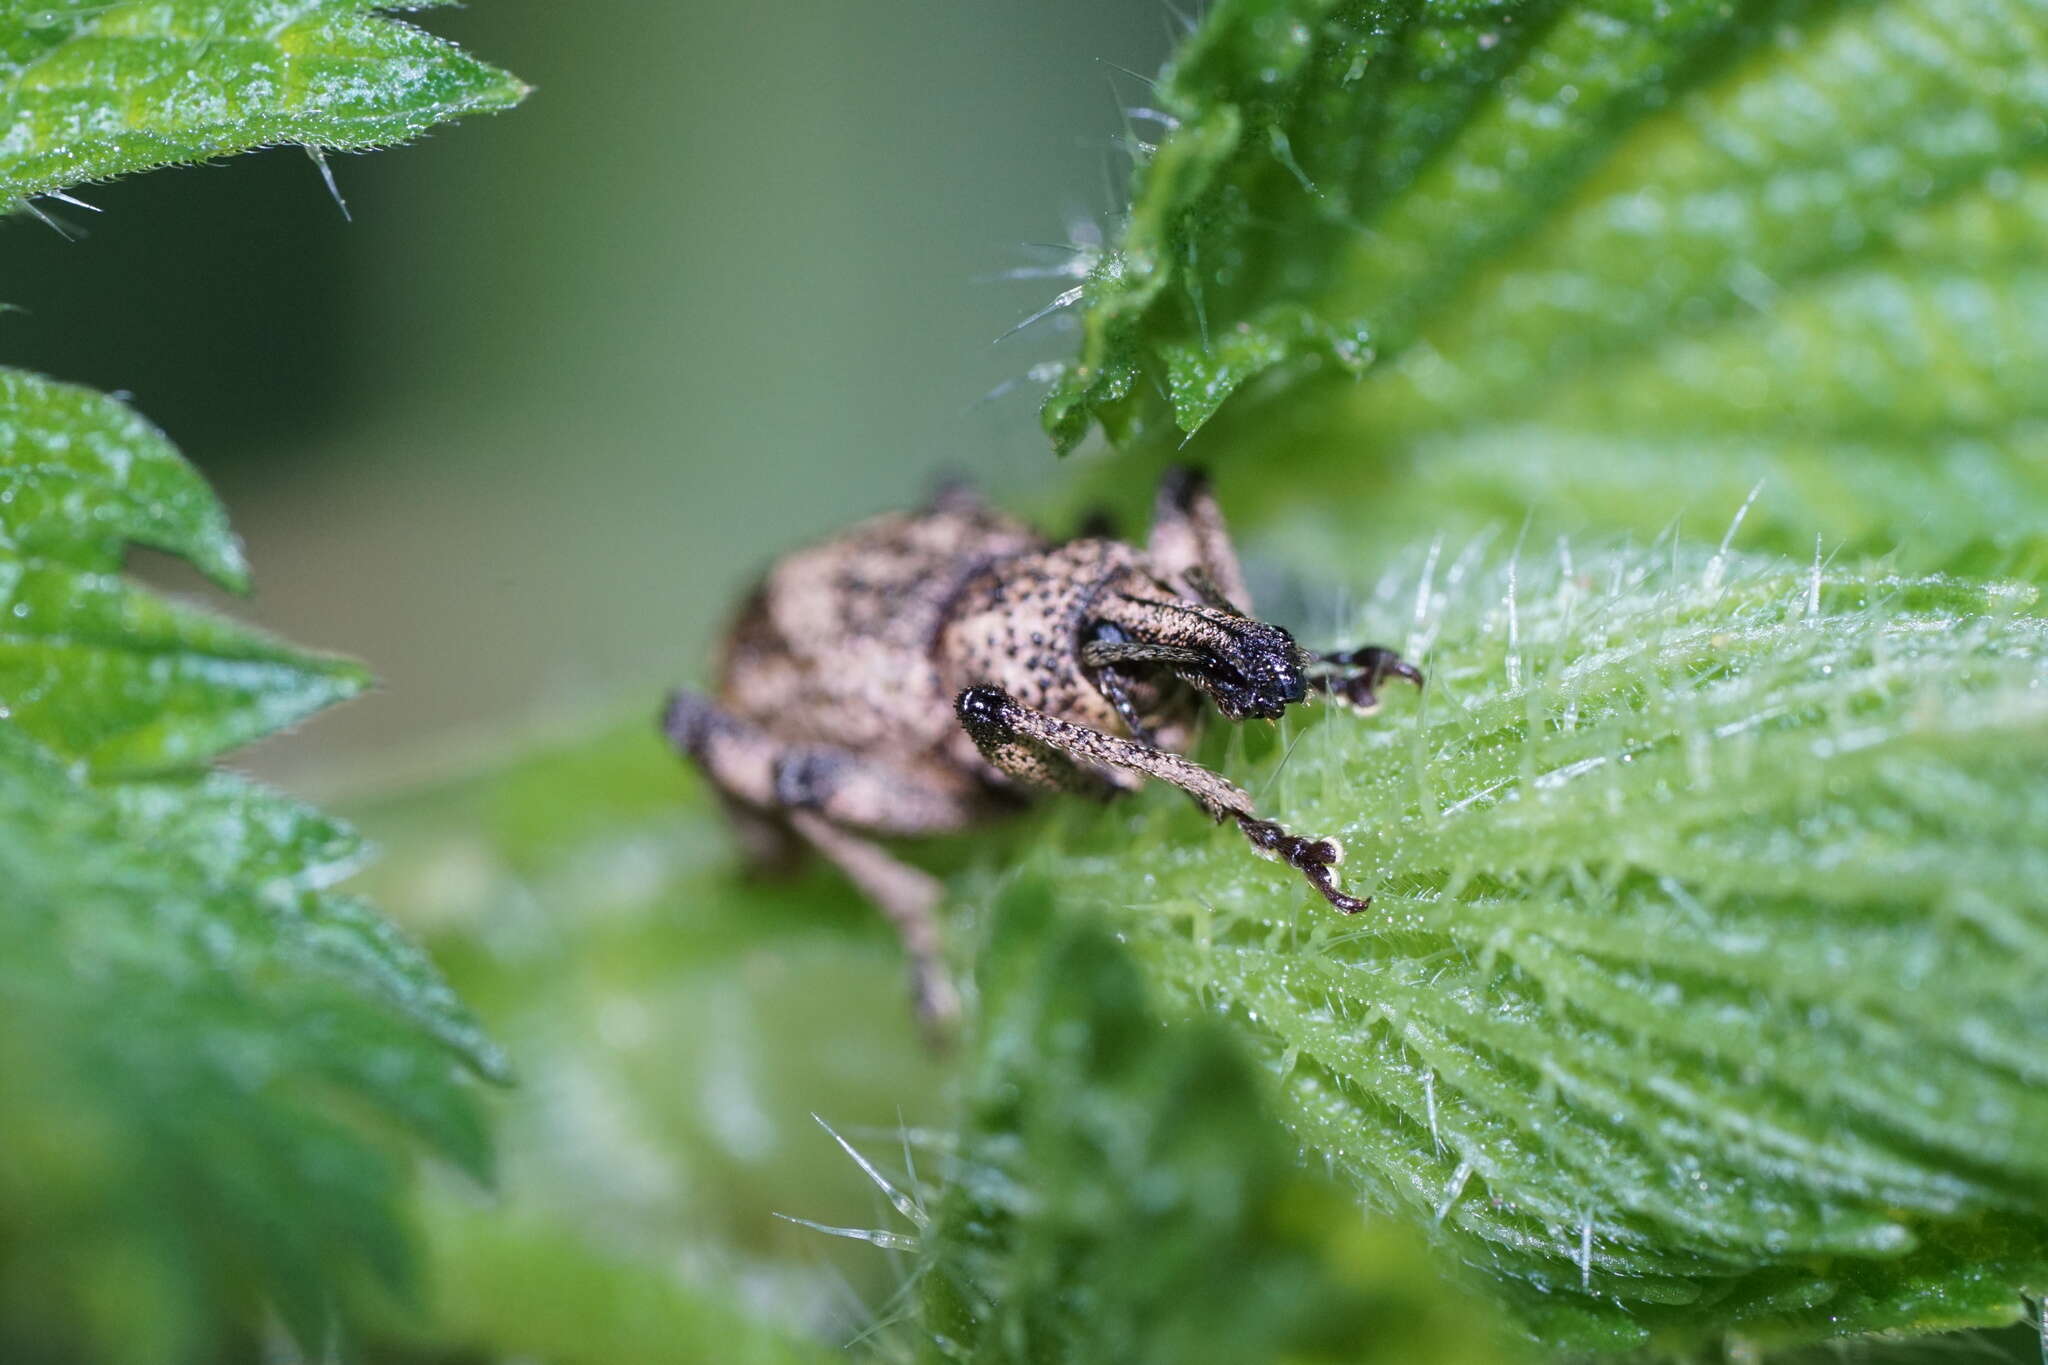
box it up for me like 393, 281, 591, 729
1194, 619, 1308, 721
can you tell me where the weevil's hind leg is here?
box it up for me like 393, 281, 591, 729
784, 811, 958, 1040
661, 688, 967, 1037
1309, 645, 1425, 713
1148, 464, 1253, 614
664, 688, 782, 806
955, 686, 1369, 911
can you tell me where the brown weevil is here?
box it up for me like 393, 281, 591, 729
662, 467, 1421, 1031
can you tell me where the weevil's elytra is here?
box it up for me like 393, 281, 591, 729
662, 467, 1421, 1033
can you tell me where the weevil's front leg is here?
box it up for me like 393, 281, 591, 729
955, 686, 1370, 912
1309, 645, 1425, 713
1148, 465, 1253, 614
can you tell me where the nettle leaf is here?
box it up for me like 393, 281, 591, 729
0, 370, 369, 777
0, 369, 247, 586
1042, 0, 2048, 571
107, 771, 510, 1084
0, 733, 495, 1360
0, 370, 499, 1358
0, 0, 526, 202
903, 879, 1513, 1365
1024, 544, 2047, 1351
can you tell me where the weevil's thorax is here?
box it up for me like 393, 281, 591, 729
937, 538, 1161, 731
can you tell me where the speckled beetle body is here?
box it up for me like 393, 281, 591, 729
663, 468, 1419, 1030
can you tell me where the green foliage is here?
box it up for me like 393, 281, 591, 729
1023, 4, 2048, 1344
344, 717, 952, 1362
0, 373, 369, 776
1021, 542, 2047, 1352
346, 734, 1513, 1362
1042, 0, 2048, 574
906, 877, 1515, 1365
0, 2, 522, 1351
0, 0, 527, 204
0, 371, 504, 1360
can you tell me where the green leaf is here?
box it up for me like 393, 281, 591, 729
0, 369, 368, 776
0, 369, 247, 587
0, 0, 527, 202
0, 366, 490, 1354
1022, 543, 2048, 1351
1042, 0, 2048, 571
900, 878, 1517, 1365
0, 730, 492, 1362
0, 551, 370, 774
342, 715, 955, 1360
107, 770, 509, 1083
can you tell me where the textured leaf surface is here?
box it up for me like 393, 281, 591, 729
1022, 543, 2047, 1350
907, 878, 1515, 1365
0, 0, 525, 202
0, 369, 246, 586
0, 371, 368, 776
1042, 0, 2048, 572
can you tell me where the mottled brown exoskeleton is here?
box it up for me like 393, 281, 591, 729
662, 468, 1420, 1031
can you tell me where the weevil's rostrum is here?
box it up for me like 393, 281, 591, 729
663, 468, 1420, 1027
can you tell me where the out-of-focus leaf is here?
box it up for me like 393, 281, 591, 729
1025, 541, 2048, 1351
0, 0, 526, 203
0, 363, 499, 1357
390, 1201, 842, 1365
108, 771, 508, 1082
0, 731, 493, 1363
343, 716, 951, 1359
1042, 0, 2048, 572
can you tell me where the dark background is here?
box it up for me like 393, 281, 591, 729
4, 0, 1172, 785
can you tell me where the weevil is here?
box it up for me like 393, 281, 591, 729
662, 467, 1420, 1030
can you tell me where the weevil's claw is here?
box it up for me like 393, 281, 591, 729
1311, 645, 1423, 715
1237, 816, 1372, 913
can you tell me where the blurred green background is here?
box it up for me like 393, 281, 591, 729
5, 0, 1169, 785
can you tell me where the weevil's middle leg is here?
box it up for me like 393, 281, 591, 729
662, 689, 967, 1035
955, 686, 1370, 911
1148, 465, 1253, 614
784, 810, 958, 1038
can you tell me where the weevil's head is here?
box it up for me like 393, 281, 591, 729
1185, 614, 1310, 720
1095, 591, 1311, 722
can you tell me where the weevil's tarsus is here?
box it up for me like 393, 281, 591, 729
1310, 644, 1424, 714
